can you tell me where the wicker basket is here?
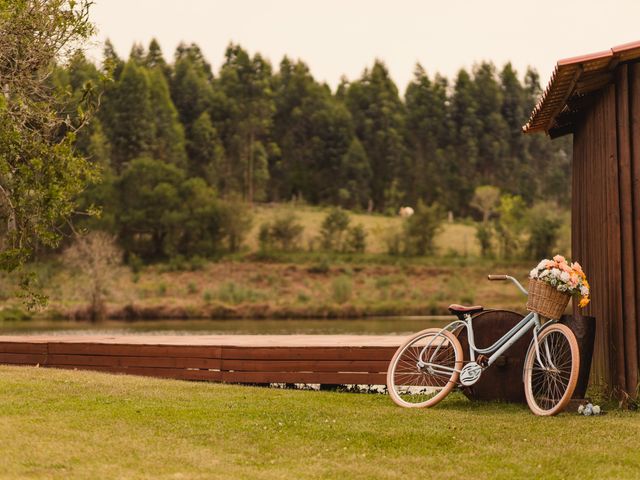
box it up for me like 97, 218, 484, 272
526, 278, 571, 320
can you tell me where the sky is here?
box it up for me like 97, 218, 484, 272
87, 0, 640, 92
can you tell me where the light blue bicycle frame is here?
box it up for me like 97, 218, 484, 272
419, 276, 551, 376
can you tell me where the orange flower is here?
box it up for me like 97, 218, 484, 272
579, 297, 590, 308
572, 261, 585, 277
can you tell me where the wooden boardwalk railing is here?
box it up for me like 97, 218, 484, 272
0, 335, 405, 385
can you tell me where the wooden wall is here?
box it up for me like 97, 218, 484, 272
572, 61, 640, 395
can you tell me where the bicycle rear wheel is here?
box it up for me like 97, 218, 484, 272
387, 328, 463, 408
523, 323, 579, 416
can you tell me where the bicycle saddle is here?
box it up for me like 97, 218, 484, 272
448, 304, 484, 316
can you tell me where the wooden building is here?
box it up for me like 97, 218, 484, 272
524, 41, 640, 396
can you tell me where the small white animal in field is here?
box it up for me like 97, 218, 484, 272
398, 206, 414, 218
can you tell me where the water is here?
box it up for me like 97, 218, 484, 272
0, 316, 451, 336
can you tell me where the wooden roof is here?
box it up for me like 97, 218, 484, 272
523, 40, 640, 137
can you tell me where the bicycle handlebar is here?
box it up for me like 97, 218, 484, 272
487, 274, 508, 281
487, 274, 528, 296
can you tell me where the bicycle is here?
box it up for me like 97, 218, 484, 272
386, 274, 580, 416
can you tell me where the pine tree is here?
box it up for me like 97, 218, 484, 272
101, 60, 155, 171
404, 64, 448, 206
271, 57, 354, 204
218, 44, 275, 202
187, 111, 225, 187
170, 44, 214, 129
343, 60, 406, 211
148, 68, 187, 167
145, 38, 172, 79
339, 138, 371, 209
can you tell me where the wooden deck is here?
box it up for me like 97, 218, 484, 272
0, 335, 406, 385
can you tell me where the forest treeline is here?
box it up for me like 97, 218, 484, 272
54, 40, 571, 259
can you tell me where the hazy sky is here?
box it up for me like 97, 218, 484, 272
87, 0, 640, 92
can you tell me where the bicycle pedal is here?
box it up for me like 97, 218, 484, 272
476, 355, 489, 367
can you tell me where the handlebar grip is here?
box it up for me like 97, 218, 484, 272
487, 274, 508, 281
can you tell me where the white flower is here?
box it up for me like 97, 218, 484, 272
580, 285, 589, 296
539, 270, 549, 278
529, 268, 538, 279
577, 405, 584, 414
537, 260, 549, 270
558, 284, 568, 292
592, 405, 601, 415
560, 271, 570, 283
551, 268, 561, 279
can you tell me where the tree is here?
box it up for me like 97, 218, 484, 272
343, 60, 406, 211
0, 0, 97, 293
145, 38, 171, 80
101, 60, 155, 171
447, 68, 480, 214
218, 44, 275, 202
403, 201, 443, 256
187, 111, 225, 186
217, 197, 253, 252
494, 194, 527, 259
526, 202, 562, 260
116, 157, 185, 259
63, 231, 123, 321
320, 208, 351, 251
271, 58, 355, 205
339, 138, 371, 209
404, 65, 448, 206
170, 43, 215, 129
148, 68, 187, 167
470, 185, 500, 223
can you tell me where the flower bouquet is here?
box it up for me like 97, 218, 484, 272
527, 254, 590, 320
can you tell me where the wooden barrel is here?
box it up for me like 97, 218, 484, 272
456, 309, 528, 403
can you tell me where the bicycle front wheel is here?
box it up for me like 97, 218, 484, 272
523, 323, 580, 416
387, 328, 463, 408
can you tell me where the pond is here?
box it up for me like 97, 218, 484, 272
0, 316, 452, 336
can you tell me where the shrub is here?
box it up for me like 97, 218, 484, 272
475, 223, 494, 258
218, 197, 254, 253
403, 200, 443, 256
331, 275, 352, 304
320, 208, 351, 251
187, 282, 199, 294
216, 281, 264, 304
344, 223, 367, 253
383, 226, 404, 255
307, 257, 331, 274
260, 211, 305, 251
203, 290, 214, 303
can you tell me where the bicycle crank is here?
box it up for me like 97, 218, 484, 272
459, 362, 483, 386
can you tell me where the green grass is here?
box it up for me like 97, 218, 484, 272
1, 366, 638, 479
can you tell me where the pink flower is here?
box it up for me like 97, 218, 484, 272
553, 254, 566, 264
559, 262, 572, 273
545, 260, 556, 269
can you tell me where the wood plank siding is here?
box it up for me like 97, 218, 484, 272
572, 60, 640, 394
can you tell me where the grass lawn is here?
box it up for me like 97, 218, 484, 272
1, 366, 638, 479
